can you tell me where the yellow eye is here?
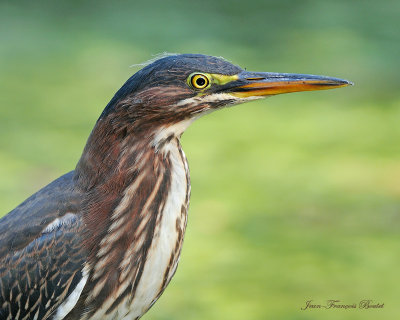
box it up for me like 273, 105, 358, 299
190, 73, 210, 89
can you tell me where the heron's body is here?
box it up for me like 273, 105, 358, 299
0, 54, 351, 319
0, 126, 190, 320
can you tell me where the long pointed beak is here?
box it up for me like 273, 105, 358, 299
226, 71, 353, 98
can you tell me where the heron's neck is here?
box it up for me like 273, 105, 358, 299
72, 116, 191, 317
74, 117, 193, 191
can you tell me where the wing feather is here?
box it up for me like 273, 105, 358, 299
0, 171, 88, 320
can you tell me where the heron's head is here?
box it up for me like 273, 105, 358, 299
100, 54, 351, 136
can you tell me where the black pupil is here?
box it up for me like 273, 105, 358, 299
196, 77, 206, 87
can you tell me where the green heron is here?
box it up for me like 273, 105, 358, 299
0, 54, 351, 319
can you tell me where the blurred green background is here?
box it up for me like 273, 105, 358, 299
0, 0, 399, 319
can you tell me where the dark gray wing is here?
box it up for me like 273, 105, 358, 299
0, 171, 88, 320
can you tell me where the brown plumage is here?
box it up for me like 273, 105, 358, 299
0, 54, 351, 320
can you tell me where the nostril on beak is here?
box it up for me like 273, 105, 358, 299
245, 77, 266, 81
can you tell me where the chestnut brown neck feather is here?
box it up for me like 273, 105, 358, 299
76, 107, 173, 188
74, 85, 199, 191
70, 101, 190, 316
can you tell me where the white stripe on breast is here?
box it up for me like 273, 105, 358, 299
91, 139, 188, 320
126, 140, 188, 317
